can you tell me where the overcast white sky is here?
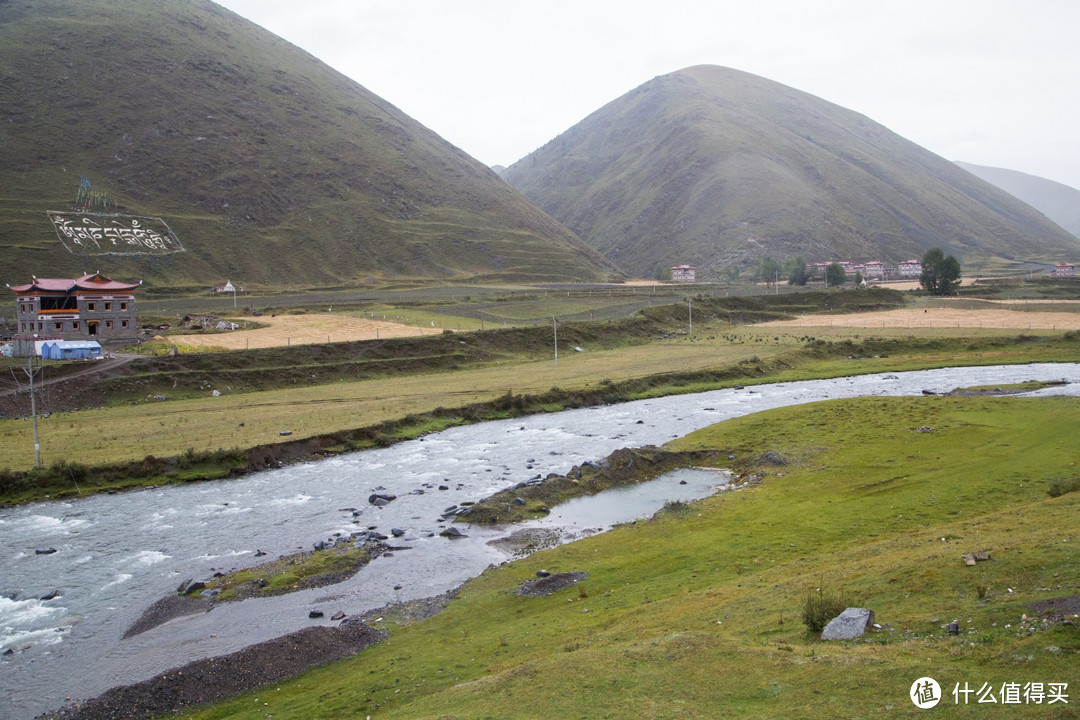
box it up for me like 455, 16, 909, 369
215, 0, 1080, 190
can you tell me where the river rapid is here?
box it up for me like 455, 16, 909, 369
2, 363, 1079, 718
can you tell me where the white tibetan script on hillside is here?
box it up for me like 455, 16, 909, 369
47, 211, 185, 256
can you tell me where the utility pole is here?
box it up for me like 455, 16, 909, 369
23, 354, 41, 468
688, 296, 692, 335
553, 316, 558, 366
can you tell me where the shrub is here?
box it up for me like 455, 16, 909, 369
654, 499, 693, 519
1047, 476, 1080, 498
802, 587, 848, 633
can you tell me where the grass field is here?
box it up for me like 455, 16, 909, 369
180, 395, 1080, 720
5, 322, 1079, 479
0, 328, 771, 473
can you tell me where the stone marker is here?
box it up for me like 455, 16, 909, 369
821, 608, 876, 641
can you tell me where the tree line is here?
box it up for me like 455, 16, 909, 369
730, 249, 962, 295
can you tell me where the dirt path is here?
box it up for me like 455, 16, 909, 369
0, 354, 136, 398
758, 307, 1080, 330
162, 314, 444, 350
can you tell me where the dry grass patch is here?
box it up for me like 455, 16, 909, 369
759, 306, 1080, 330
165, 313, 442, 350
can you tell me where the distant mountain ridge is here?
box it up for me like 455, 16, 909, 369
503, 66, 1080, 278
954, 162, 1080, 238
0, 0, 615, 289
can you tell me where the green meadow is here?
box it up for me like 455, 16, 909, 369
179, 394, 1079, 720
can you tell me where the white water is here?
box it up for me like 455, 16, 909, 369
1, 363, 1078, 719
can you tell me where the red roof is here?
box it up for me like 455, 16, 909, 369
9, 273, 140, 293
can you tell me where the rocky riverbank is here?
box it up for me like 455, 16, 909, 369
40, 619, 386, 720
40, 589, 459, 720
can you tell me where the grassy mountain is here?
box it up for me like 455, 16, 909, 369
955, 161, 1080, 239
503, 66, 1080, 278
0, 0, 615, 291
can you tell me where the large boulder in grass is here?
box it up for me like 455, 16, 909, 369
821, 608, 875, 640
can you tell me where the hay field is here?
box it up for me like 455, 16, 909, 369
759, 306, 1080, 330
164, 313, 443, 350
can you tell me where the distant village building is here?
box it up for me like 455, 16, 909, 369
858, 261, 885, 279
8, 273, 140, 354
898, 260, 923, 278
670, 265, 696, 283
809, 260, 883, 279
1052, 262, 1076, 277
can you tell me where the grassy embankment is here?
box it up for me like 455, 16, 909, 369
3, 289, 1080, 504
179, 394, 1080, 720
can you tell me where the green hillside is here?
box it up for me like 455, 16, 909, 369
503, 65, 1080, 278
0, 0, 616, 290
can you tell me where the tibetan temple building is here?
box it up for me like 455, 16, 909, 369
9, 273, 140, 348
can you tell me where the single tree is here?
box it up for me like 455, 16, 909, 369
825, 262, 847, 287
919, 248, 962, 295
787, 256, 810, 286
722, 265, 741, 283
758, 257, 781, 284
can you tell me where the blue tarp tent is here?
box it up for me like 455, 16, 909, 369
42, 340, 102, 360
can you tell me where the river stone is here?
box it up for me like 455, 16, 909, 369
178, 579, 206, 595
821, 608, 875, 640
517, 571, 588, 597
440, 526, 467, 539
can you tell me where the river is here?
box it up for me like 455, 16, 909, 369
2, 363, 1079, 719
